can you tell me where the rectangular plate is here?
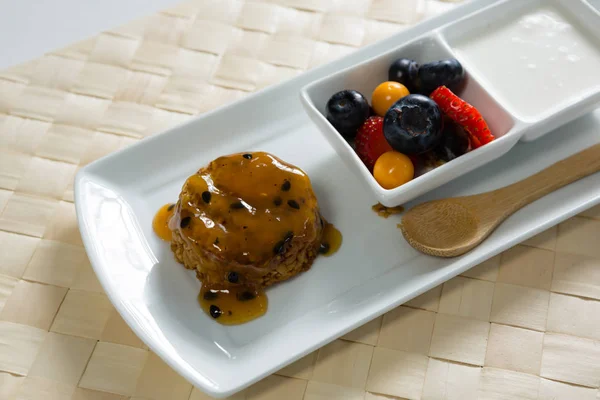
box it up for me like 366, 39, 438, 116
74, 0, 600, 397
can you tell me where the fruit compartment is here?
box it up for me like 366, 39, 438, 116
442, 0, 600, 141
300, 32, 521, 207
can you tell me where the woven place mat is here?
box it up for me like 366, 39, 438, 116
1, 0, 600, 399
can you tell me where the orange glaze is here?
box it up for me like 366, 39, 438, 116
199, 285, 267, 325
170, 151, 322, 268
320, 222, 342, 257
152, 203, 175, 241
156, 151, 344, 325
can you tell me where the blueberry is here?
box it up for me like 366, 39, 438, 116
416, 58, 465, 96
388, 58, 419, 92
325, 90, 370, 138
434, 118, 470, 162
383, 94, 443, 155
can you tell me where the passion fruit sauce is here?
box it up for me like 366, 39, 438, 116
198, 286, 268, 325
154, 207, 342, 324
371, 203, 405, 219
172, 151, 323, 268
319, 222, 342, 257
196, 221, 341, 324
152, 160, 342, 325
152, 203, 175, 241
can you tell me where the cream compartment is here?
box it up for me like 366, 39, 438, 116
444, 0, 600, 141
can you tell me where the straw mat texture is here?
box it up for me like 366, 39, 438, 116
1, 0, 600, 399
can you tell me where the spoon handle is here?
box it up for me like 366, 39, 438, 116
495, 142, 600, 213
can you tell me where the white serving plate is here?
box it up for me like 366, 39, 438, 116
74, 0, 600, 397
301, 0, 600, 207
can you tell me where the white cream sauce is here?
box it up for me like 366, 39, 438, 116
454, 7, 600, 119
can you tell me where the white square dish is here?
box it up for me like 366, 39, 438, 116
445, 0, 600, 141
74, 0, 600, 398
300, 0, 600, 207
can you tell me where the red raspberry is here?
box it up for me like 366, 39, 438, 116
355, 116, 393, 171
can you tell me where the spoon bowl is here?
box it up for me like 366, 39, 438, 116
400, 142, 600, 257
400, 199, 481, 257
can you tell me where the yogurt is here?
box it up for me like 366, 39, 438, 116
453, 6, 600, 120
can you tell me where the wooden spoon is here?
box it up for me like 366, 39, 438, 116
400, 143, 600, 258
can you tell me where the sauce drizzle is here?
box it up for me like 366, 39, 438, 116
319, 222, 342, 257
198, 286, 267, 325
154, 202, 342, 325
152, 203, 175, 241
152, 153, 343, 325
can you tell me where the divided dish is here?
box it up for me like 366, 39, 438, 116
300, 0, 600, 207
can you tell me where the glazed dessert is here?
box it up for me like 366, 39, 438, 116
171, 151, 324, 288
325, 57, 495, 191
153, 151, 341, 324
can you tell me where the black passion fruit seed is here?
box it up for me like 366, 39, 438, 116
201, 191, 211, 204
203, 290, 218, 300
281, 180, 291, 191
167, 203, 175, 211
273, 240, 285, 255
319, 243, 330, 254
274, 197, 282, 206
227, 271, 239, 284
209, 305, 222, 318
180, 217, 191, 228
287, 200, 300, 209
273, 232, 294, 255
237, 291, 256, 301
230, 201, 245, 209
243, 153, 252, 159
